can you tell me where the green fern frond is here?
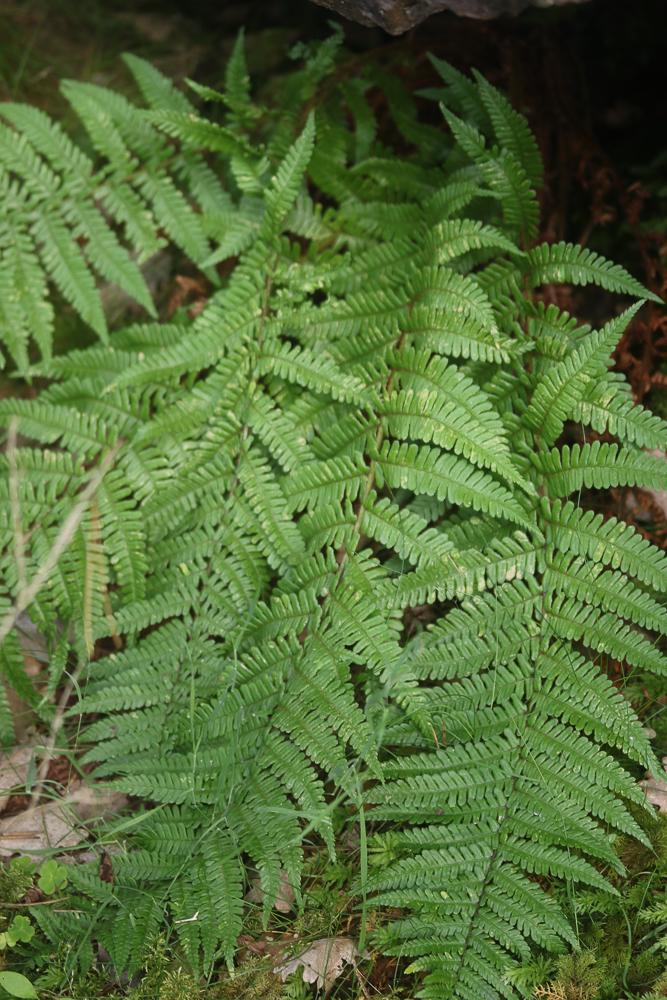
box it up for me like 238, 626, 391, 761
525, 304, 642, 444
574, 371, 667, 448
33, 213, 108, 337
383, 531, 541, 607
541, 497, 667, 591
263, 113, 316, 232
1, 45, 664, 1000
534, 641, 658, 769
237, 447, 305, 570
524, 241, 661, 302
259, 342, 374, 405
471, 69, 544, 188
149, 109, 253, 160
378, 386, 528, 488
544, 551, 666, 632
359, 491, 456, 567
374, 440, 531, 525
283, 453, 367, 511
534, 441, 667, 496
0, 224, 54, 368
190, 835, 245, 969
546, 593, 667, 675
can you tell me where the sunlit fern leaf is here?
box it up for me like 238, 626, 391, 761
534, 441, 667, 497
541, 497, 667, 592
525, 304, 643, 444
524, 241, 661, 302
374, 440, 530, 525
573, 370, 667, 449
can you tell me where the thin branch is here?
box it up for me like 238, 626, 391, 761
7, 417, 27, 594
0, 443, 120, 649
29, 656, 87, 806
0, 897, 67, 909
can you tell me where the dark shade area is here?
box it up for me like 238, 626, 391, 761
309, 0, 591, 34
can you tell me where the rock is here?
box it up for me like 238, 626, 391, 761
310, 0, 591, 34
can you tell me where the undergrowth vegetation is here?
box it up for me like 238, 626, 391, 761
0, 29, 666, 1000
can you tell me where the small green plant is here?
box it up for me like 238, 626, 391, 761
0, 971, 37, 999
0, 916, 35, 953
533, 952, 603, 1000
216, 960, 284, 1000
522, 816, 667, 999
0, 861, 34, 906
0, 30, 665, 1000
35, 861, 67, 897
0, 858, 68, 907
0, 858, 70, 998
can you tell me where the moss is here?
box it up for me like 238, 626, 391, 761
214, 959, 284, 1000
159, 968, 201, 1000
532, 815, 667, 999
534, 952, 603, 1000
0, 859, 35, 905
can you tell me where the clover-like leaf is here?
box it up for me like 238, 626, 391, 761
6, 916, 34, 947
37, 859, 68, 895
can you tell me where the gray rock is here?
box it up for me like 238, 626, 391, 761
310, 0, 591, 34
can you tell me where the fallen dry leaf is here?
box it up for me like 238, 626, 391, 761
646, 451, 667, 519
0, 799, 84, 854
0, 781, 127, 856
641, 756, 667, 813
0, 746, 35, 814
15, 612, 50, 665
275, 937, 366, 993
65, 783, 128, 822
246, 869, 296, 913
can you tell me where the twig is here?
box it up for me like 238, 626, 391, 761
0, 897, 67, 909
29, 657, 86, 805
0, 442, 120, 650
1, 440, 120, 804
7, 418, 27, 594
354, 966, 372, 1000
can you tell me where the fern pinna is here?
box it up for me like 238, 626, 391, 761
0, 34, 666, 999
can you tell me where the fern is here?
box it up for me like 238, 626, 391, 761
0, 61, 236, 371
0, 39, 665, 1000
524, 241, 663, 302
